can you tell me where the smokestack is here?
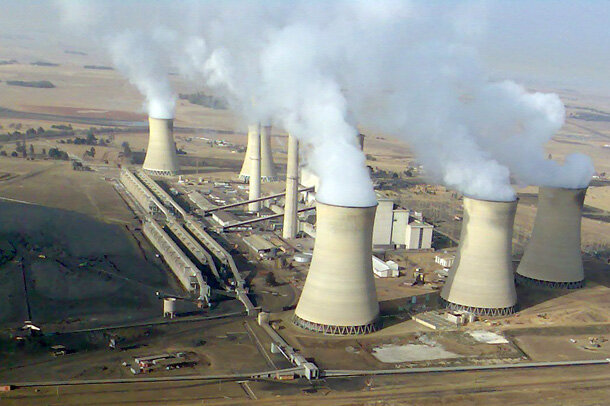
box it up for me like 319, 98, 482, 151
142, 117, 180, 176
239, 123, 277, 182
247, 124, 261, 212
441, 197, 518, 316
357, 133, 365, 151
293, 201, 380, 335
516, 187, 587, 289
282, 135, 299, 239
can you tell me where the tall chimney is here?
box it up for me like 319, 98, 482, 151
293, 201, 380, 335
247, 124, 261, 213
441, 197, 518, 316
239, 123, 277, 182
143, 117, 180, 176
357, 133, 365, 151
282, 135, 299, 239
516, 187, 587, 289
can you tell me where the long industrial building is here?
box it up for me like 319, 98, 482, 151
166, 216, 221, 283
119, 168, 210, 301
120, 168, 167, 216
516, 187, 587, 289
136, 169, 187, 218
143, 217, 209, 301
440, 197, 518, 316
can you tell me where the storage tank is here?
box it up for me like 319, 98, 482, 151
440, 197, 518, 316
293, 201, 380, 335
516, 187, 587, 289
143, 117, 180, 176
239, 123, 277, 182
163, 298, 178, 318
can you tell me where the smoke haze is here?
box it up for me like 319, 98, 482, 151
53, 1, 594, 203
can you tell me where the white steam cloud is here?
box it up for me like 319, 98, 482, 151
108, 31, 176, 119
56, 1, 177, 119
55, 1, 594, 205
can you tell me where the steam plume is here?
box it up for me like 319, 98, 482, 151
55, 1, 594, 204
108, 31, 176, 119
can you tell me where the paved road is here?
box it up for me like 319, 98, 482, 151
2, 362, 610, 405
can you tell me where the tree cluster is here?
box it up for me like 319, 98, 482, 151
48, 147, 69, 160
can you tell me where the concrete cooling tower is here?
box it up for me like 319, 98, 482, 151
293, 201, 380, 335
142, 117, 180, 176
516, 187, 587, 289
239, 123, 277, 182
440, 197, 518, 316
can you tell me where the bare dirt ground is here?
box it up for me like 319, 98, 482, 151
0, 159, 132, 223
0, 201, 178, 329
0, 316, 275, 382
1, 364, 609, 405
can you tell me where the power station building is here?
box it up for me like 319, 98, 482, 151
142, 117, 180, 176
516, 187, 587, 289
372, 198, 433, 250
440, 197, 518, 316
293, 201, 380, 335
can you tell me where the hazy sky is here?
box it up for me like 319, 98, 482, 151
0, 0, 608, 93
482, 1, 610, 92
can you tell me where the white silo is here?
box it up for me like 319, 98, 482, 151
239, 123, 277, 182
282, 135, 299, 239
440, 197, 518, 316
516, 187, 587, 289
293, 201, 380, 335
163, 298, 178, 318
143, 117, 180, 176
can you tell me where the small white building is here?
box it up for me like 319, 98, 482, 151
211, 210, 238, 227
243, 235, 278, 258
435, 254, 455, 268
372, 256, 400, 278
187, 191, 215, 211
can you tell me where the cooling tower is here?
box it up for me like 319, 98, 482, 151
239, 123, 277, 182
247, 124, 261, 212
516, 187, 587, 289
293, 201, 380, 335
142, 117, 180, 176
282, 135, 299, 239
440, 197, 518, 316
